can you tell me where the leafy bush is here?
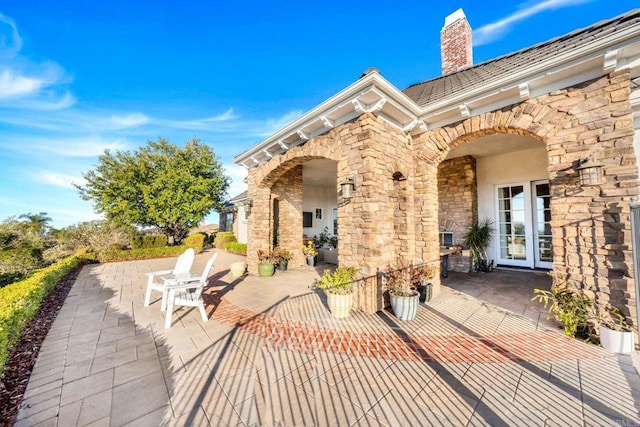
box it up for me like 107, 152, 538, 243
131, 234, 168, 249
214, 232, 236, 249
0, 250, 89, 378
57, 220, 132, 252
318, 267, 359, 295
97, 245, 191, 263
183, 234, 205, 251
0, 248, 45, 276
224, 242, 247, 255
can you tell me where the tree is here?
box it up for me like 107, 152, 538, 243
18, 212, 52, 237
76, 138, 229, 243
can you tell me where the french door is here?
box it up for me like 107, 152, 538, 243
496, 181, 552, 269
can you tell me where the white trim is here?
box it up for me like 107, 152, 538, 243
234, 19, 640, 168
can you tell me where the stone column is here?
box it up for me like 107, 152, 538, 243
271, 166, 304, 267
246, 169, 272, 275
414, 159, 442, 295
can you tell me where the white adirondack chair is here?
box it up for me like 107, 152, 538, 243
164, 252, 218, 329
144, 248, 195, 310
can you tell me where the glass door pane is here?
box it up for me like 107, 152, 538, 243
534, 182, 553, 268
498, 186, 526, 260
497, 185, 529, 266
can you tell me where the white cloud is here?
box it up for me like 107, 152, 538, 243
40, 171, 85, 188
0, 69, 42, 98
160, 108, 238, 130
15, 136, 131, 157
0, 13, 22, 55
0, 13, 73, 109
473, 0, 593, 46
257, 110, 303, 137
109, 113, 149, 128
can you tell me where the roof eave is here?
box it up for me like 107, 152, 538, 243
233, 71, 423, 168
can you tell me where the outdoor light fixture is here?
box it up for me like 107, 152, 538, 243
244, 200, 253, 218
577, 157, 604, 186
341, 177, 355, 199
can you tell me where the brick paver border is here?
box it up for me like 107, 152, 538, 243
205, 294, 611, 364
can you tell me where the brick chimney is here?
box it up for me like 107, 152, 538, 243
440, 8, 473, 75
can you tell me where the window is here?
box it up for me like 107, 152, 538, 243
440, 232, 454, 248
333, 208, 338, 235
315, 208, 323, 220
303, 212, 313, 228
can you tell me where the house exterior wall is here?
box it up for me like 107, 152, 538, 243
245, 70, 638, 320
416, 70, 638, 321
438, 156, 477, 246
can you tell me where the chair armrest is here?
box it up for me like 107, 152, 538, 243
146, 269, 173, 277
165, 280, 203, 291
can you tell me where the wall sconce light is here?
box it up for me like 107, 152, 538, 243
577, 157, 604, 186
341, 177, 355, 199
244, 200, 253, 218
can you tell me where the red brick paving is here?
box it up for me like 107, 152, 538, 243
204, 293, 611, 364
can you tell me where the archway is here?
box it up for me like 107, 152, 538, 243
438, 133, 550, 271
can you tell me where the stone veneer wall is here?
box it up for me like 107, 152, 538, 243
271, 166, 304, 267
438, 156, 477, 246
416, 71, 638, 324
246, 71, 638, 322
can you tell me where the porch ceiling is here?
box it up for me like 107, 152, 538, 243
303, 159, 337, 187
445, 134, 543, 160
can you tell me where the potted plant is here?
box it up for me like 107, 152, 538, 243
385, 259, 420, 321
273, 247, 293, 271
596, 304, 635, 354
257, 249, 277, 277
533, 276, 636, 353
302, 241, 317, 266
317, 266, 359, 318
464, 218, 494, 272
411, 263, 438, 303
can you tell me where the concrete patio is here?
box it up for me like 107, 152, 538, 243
15, 250, 640, 426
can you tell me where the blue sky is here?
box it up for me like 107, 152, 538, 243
0, 0, 637, 229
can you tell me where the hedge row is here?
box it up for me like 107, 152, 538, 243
97, 234, 205, 263
214, 232, 236, 249
130, 234, 168, 249
224, 241, 247, 256
0, 250, 91, 378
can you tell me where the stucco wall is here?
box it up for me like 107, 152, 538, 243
302, 185, 337, 239
476, 144, 548, 264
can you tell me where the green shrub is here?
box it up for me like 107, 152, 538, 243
183, 234, 205, 251
0, 250, 89, 378
0, 248, 45, 276
224, 241, 247, 255
0, 272, 25, 288
214, 232, 236, 249
130, 234, 167, 249
97, 245, 190, 263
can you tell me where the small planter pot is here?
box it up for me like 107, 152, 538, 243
258, 263, 275, 277
277, 261, 288, 271
306, 256, 315, 266
417, 282, 433, 303
389, 290, 420, 321
230, 261, 246, 278
326, 292, 353, 318
599, 325, 634, 354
